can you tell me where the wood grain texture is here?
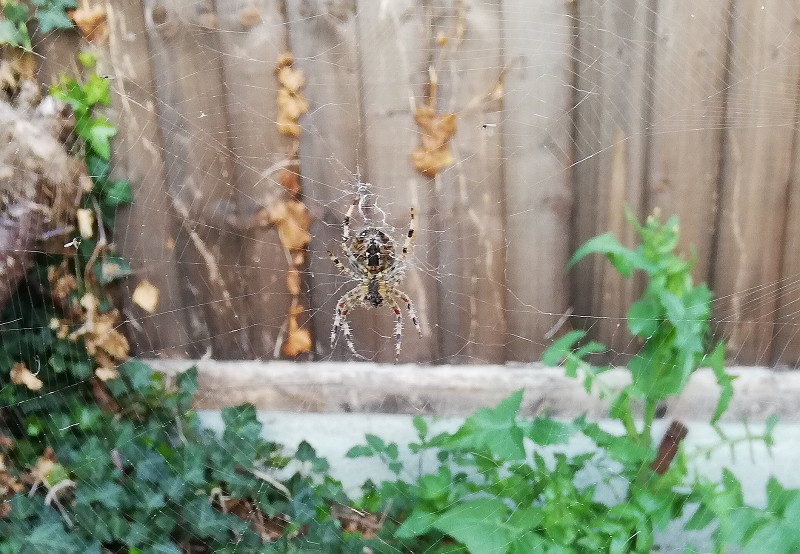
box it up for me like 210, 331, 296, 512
144, 0, 251, 358
429, 0, 506, 364
86, 0, 193, 357
285, 0, 362, 360
355, 0, 440, 363
502, 0, 574, 362
647, 0, 729, 283
148, 358, 800, 422
773, 103, 800, 367
216, 0, 297, 358
571, 0, 658, 358
712, 0, 800, 365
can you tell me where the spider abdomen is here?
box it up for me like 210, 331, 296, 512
365, 278, 383, 307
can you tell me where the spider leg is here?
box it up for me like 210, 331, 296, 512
342, 196, 359, 247
327, 250, 360, 279
396, 289, 422, 337
331, 288, 360, 347
400, 206, 416, 260
385, 296, 403, 363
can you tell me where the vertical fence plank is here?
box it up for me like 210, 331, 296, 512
285, 0, 362, 361
571, 0, 657, 356
356, 0, 440, 363
94, 0, 193, 356
143, 0, 251, 358
429, 0, 505, 364
502, 0, 574, 362
33, 32, 80, 87
713, 1, 800, 364
216, 0, 297, 358
647, 1, 729, 283
774, 122, 800, 367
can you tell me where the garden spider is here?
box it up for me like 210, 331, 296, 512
327, 197, 422, 361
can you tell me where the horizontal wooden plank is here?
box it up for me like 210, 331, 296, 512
145, 359, 799, 421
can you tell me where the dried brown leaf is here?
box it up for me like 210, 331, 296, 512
278, 169, 301, 197
69, 294, 130, 361
240, 5, 262, 29
412, 106, 456, 177
282, 304, 312, 357
276, 65, 305, 93
268, 200, 312, 251
70, 6, 109, 44
277, 88, 309, 122
94, 366, 119, 381
286, 268, 302, 294
48, 262, 77, 300
10, 363, 43, 392
132, 280, 160, 313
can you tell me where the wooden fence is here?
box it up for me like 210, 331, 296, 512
32, 0, 800, 366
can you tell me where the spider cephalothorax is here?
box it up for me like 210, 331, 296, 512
327, 197, 422, 361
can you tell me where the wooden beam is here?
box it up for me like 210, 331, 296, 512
146, 359, 800, 422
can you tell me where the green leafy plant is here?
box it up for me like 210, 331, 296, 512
0, 0, 75, 49
341, 211, 797, 554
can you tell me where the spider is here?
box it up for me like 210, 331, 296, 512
328, 197, 422, 361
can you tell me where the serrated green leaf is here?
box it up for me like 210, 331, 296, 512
527, 417, 574, 445
627, 297, 661, 338
432, 499, 510, 554
344, 444, 373, 458
541, 330, 585, 365
77, 116, 117, 159
102, 180, 133, 206
365, 434, 386, 452
412, 415, 428, 439
395, 508, 437, 539
36, 6, 75, 33
84, 73, 110, 106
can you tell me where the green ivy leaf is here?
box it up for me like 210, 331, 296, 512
83, 73, 110, 106
25, 522, 79, 552
541, 330, 585, 366
36, 5, 75, 33
706, 341, 733, 423
76, 116, 117, 159
437, 390, 525, 461
432, 498, 510, 554
95, 255, 132, 284
395, 508, 437, 539
344, 444, 373, 458
527, 417, 574, 445
102, 180, 133, 207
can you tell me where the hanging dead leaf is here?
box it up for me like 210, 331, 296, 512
277, 169, 301, 197
282, 304, 311, 357
276, 65, 305, 93
276, 114, 302, 138
276, 52, 294, 70
411, 105, 456, 177
275, 53, 308, 137
240, 5, 262, 29
132, 280, 160, 313
286, 268, 302, 295
10, 363, 43, 392
267, 200, 312, 252
277, 88, 309, 120
70, 6, 109, 44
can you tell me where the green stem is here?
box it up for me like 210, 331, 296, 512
618, 396, 639, 443
640, 400, 657, 445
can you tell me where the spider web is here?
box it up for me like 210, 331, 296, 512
3, 0, 800, 551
